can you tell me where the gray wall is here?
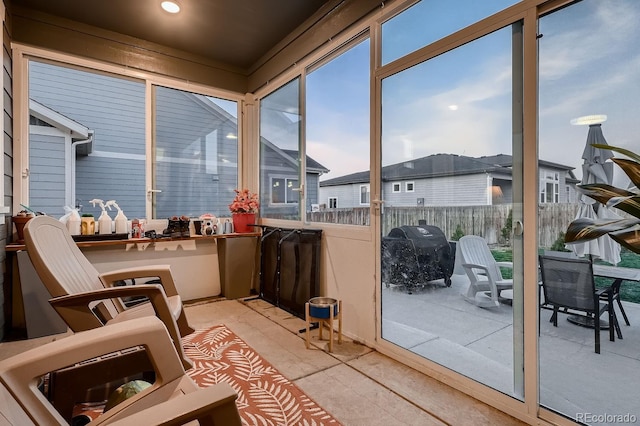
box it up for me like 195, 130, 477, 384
29, 131, 66, 216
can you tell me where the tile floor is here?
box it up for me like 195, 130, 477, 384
0, 298, 526, 425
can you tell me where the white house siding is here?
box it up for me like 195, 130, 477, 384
318, 182, 368, 209
383, 174, 489, 207
29, 130, 67, 217
29, 61, 147, 218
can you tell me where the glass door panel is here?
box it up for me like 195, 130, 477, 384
538, 0, 640, 422
380, 25, 524, 399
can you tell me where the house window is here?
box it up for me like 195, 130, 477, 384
328, 197, 337, 209
539, 171, 559, 203
392, 183, 401, 193
360, 185, 370, 205
405, 182, 415, 192
271, 177, 299, 204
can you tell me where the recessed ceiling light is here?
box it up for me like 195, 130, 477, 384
161, 1, 180, 14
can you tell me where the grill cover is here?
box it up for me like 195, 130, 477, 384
382, 225, 454, 290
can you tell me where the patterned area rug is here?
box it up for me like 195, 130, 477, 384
182, 325, 341, 426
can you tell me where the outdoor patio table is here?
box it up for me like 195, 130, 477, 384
567, 264, 640, 338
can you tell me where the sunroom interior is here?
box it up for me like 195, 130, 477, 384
2, 1, 640, 425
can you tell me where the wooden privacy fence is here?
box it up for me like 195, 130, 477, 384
307, 203, 580, 248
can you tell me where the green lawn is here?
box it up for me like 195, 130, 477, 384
490, 249, 640, 303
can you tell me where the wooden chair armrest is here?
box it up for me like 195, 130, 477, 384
100, 265, 179, 297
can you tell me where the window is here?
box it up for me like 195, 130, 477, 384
28, 60, 146, 219
259, 79, 301, 220
359, 185, 370, 205
271, 177, 299, 204
405, 182, 414, 192
392, 183, 401, 192
307, 35, 370, 225
153, 86, 238, 218
381, 0, 519, 65
328, 197, 337, 209
24, 58, 239, 220
539, 172, 559, 203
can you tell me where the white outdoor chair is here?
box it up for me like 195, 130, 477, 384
458, 235, 513, 308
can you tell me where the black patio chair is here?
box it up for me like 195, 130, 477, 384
538, 255, 617, 354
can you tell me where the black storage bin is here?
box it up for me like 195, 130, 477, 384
382, 225, 453, 291
259, 227, 322, 318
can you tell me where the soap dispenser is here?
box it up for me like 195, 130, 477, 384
108, 200, 128, 234
91, 199, 113, 235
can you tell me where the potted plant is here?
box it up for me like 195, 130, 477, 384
565, 144, 640, 253
229, 188, 259, 233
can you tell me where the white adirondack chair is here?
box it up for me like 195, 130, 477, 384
458, 235, 513, 308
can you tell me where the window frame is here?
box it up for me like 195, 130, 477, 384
405, 181, 415, 192
269, 175, 300, 205
359, 184, 370, 205
392, 182, 401, 193
328, 197, 338, 209
13, 44, 244, 219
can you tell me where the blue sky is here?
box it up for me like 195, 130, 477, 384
303, 0, 639, 187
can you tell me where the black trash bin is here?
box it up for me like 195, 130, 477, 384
382, 225, 454, 291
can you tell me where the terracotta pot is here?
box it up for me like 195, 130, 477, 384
12, 215, 33, 243
232, 212, 257, 233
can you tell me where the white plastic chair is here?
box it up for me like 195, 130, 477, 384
458, 235, 513, 308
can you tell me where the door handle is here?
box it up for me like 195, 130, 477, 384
514, 220, 523, 236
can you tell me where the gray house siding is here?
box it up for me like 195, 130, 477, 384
29, 61, 147, 218
154, 88, 239, 218
29, 131, 66, 217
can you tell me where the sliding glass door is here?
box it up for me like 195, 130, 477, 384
380, 23, 525, 399
538, 0, 640, 422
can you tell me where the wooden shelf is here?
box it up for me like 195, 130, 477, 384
6, 232, 261, 252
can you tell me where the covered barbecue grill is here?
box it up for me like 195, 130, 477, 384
382, 225, 454, 292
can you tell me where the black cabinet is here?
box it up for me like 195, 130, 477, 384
259, 227, 322, 319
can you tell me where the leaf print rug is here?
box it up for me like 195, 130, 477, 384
182, 324, 341, 426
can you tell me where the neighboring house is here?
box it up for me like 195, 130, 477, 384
27, 62, 327, 219
28, 99, 93, 218
319, 153, 579, 208
259, 140, 329, 216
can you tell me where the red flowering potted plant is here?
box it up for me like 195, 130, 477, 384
228, 188, 259, 233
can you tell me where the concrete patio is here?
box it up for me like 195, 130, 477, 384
382, 272, 640, 423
